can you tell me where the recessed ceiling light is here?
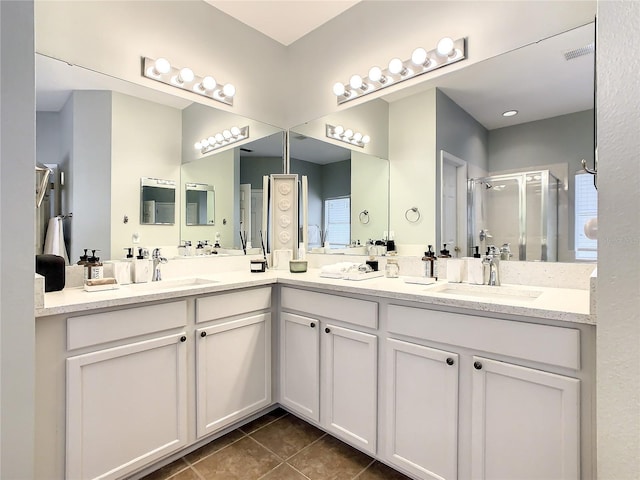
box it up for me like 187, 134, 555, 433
502, 110, 518, 117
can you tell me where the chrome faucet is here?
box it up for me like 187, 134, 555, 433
482, 245, 501, 286
152, 248, 168, 281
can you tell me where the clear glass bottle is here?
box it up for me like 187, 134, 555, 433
385, 258, 400, 278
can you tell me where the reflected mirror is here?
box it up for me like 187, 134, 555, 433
140, 177, 176, 225
290, 98, 391, 254
185, 183, 214, 226
180, 132, 284, 250
36, 53, 284, 262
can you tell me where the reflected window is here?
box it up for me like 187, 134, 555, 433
324, 196, 350, 248
575, 173, 597, 261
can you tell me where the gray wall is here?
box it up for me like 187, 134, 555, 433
69, 91, 112, 262
291, 158, 323, 231
436, 89, 489, 172
1, 1, 35, 477
597, 1, 640, 478
240, 157, 283, 189
322, 160, 350, 200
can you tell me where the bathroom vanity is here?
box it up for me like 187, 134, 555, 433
35, 266, 595, 480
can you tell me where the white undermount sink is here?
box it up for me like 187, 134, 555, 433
127, 278, 218, 290
425, 283, 543, 302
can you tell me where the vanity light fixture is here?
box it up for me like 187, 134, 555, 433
326, 124, 370, 148
194, 126, 249, 154
332, 36, 466, 105
142, 57, 236, 106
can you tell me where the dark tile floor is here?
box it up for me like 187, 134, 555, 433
140, 408, 412, 480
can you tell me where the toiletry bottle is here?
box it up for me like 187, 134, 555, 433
177, 242, 186, 257
195, 241, 204, 256
86, 250, 103, 280
425, 245, 437, 279
185, 241, 193, 256
473, 246, 481, 258
77, 249, 89, 266
204, 240, 212, 255
385, 258, 400, 278
439, 244, 452, 258
214, 232, 221, 248
133, 248, 149, 283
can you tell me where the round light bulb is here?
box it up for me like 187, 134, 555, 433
178, 67, 194, 83
201, 76, 216, 91
362, 135, 371, 144
368, 66, 383, 82
436, 37, 455, 57
333, 82, 346, 97
349, 74, 363, 89
223, 130, 232, 140
388, 58, 404, 75
194, 141, 202, 150
153, 58, 171, 75
344, 129, 354, 139
201, 138, 210, 148
411, 47, 428, 65
334, 125, 344, 135
353, 133, 363, 143
230, 126, 241, 137
215, 133, 225, 143
222, 84, 236, 98
207, 136, 216, 145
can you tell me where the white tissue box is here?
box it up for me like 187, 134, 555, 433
446, 259, 464, 283
465, 257, 484, 285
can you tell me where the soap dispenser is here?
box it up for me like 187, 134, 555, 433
423, 245, 437, 278
439, 244, 452, 258
85, 250, 103, 280
133, 247, 150, 283
77, 249, 89, 267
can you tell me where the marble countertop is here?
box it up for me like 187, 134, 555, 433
36, 269, 594, 325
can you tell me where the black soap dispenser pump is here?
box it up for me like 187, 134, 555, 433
473, 246, 481, 258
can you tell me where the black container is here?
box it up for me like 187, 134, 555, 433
36, 254, 66, 292
365, 260, 379, 271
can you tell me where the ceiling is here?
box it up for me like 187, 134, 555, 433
204, 1, 361, 46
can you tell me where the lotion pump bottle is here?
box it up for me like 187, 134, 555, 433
133, 248, 150, 283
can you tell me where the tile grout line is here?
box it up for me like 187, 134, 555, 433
351, 459, 377, 479
183, 431, 249, 468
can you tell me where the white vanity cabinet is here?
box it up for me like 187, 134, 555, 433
195, 287, 272, 438
65, 301, 189, 480
280, 287, 378, 455
385, 304, 583, 480
386, 338, 459, 480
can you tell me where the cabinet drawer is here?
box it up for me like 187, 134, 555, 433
196, 287, 271, 323
281, 287, 378, 329
388, 305, 580, 370
67, 300, 187, 351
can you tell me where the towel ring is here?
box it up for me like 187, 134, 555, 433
359, 210, 370, 224
405, 207, 420, 223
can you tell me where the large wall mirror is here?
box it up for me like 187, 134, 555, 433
297, 22, 594, 263
36, 53, 284, 262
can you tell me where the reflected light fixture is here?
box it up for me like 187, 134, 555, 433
194, 126, 249, 154
143, 57, 236, 106
326, 124, 371, 148
333, 36, 466, 105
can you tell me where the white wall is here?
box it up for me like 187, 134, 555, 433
0, 1, 35, 477
596, 1, 640, 478
35, 1, 288, 126
110, 92, 182, 258
389, 89, 437, 250
351, 151, 389, 243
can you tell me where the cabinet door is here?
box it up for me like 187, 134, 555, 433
280, 312, 320, 422
471, 356, 580, 480
66, 333, 188, 480
322, 324, 377, 455
386, 339, 459, 480
196, 313, 271, 437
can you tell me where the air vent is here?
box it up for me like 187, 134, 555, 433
294, 134, 308, 140
563, 43, 594, 61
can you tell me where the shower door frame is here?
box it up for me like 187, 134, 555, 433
468, 170, 555, 261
